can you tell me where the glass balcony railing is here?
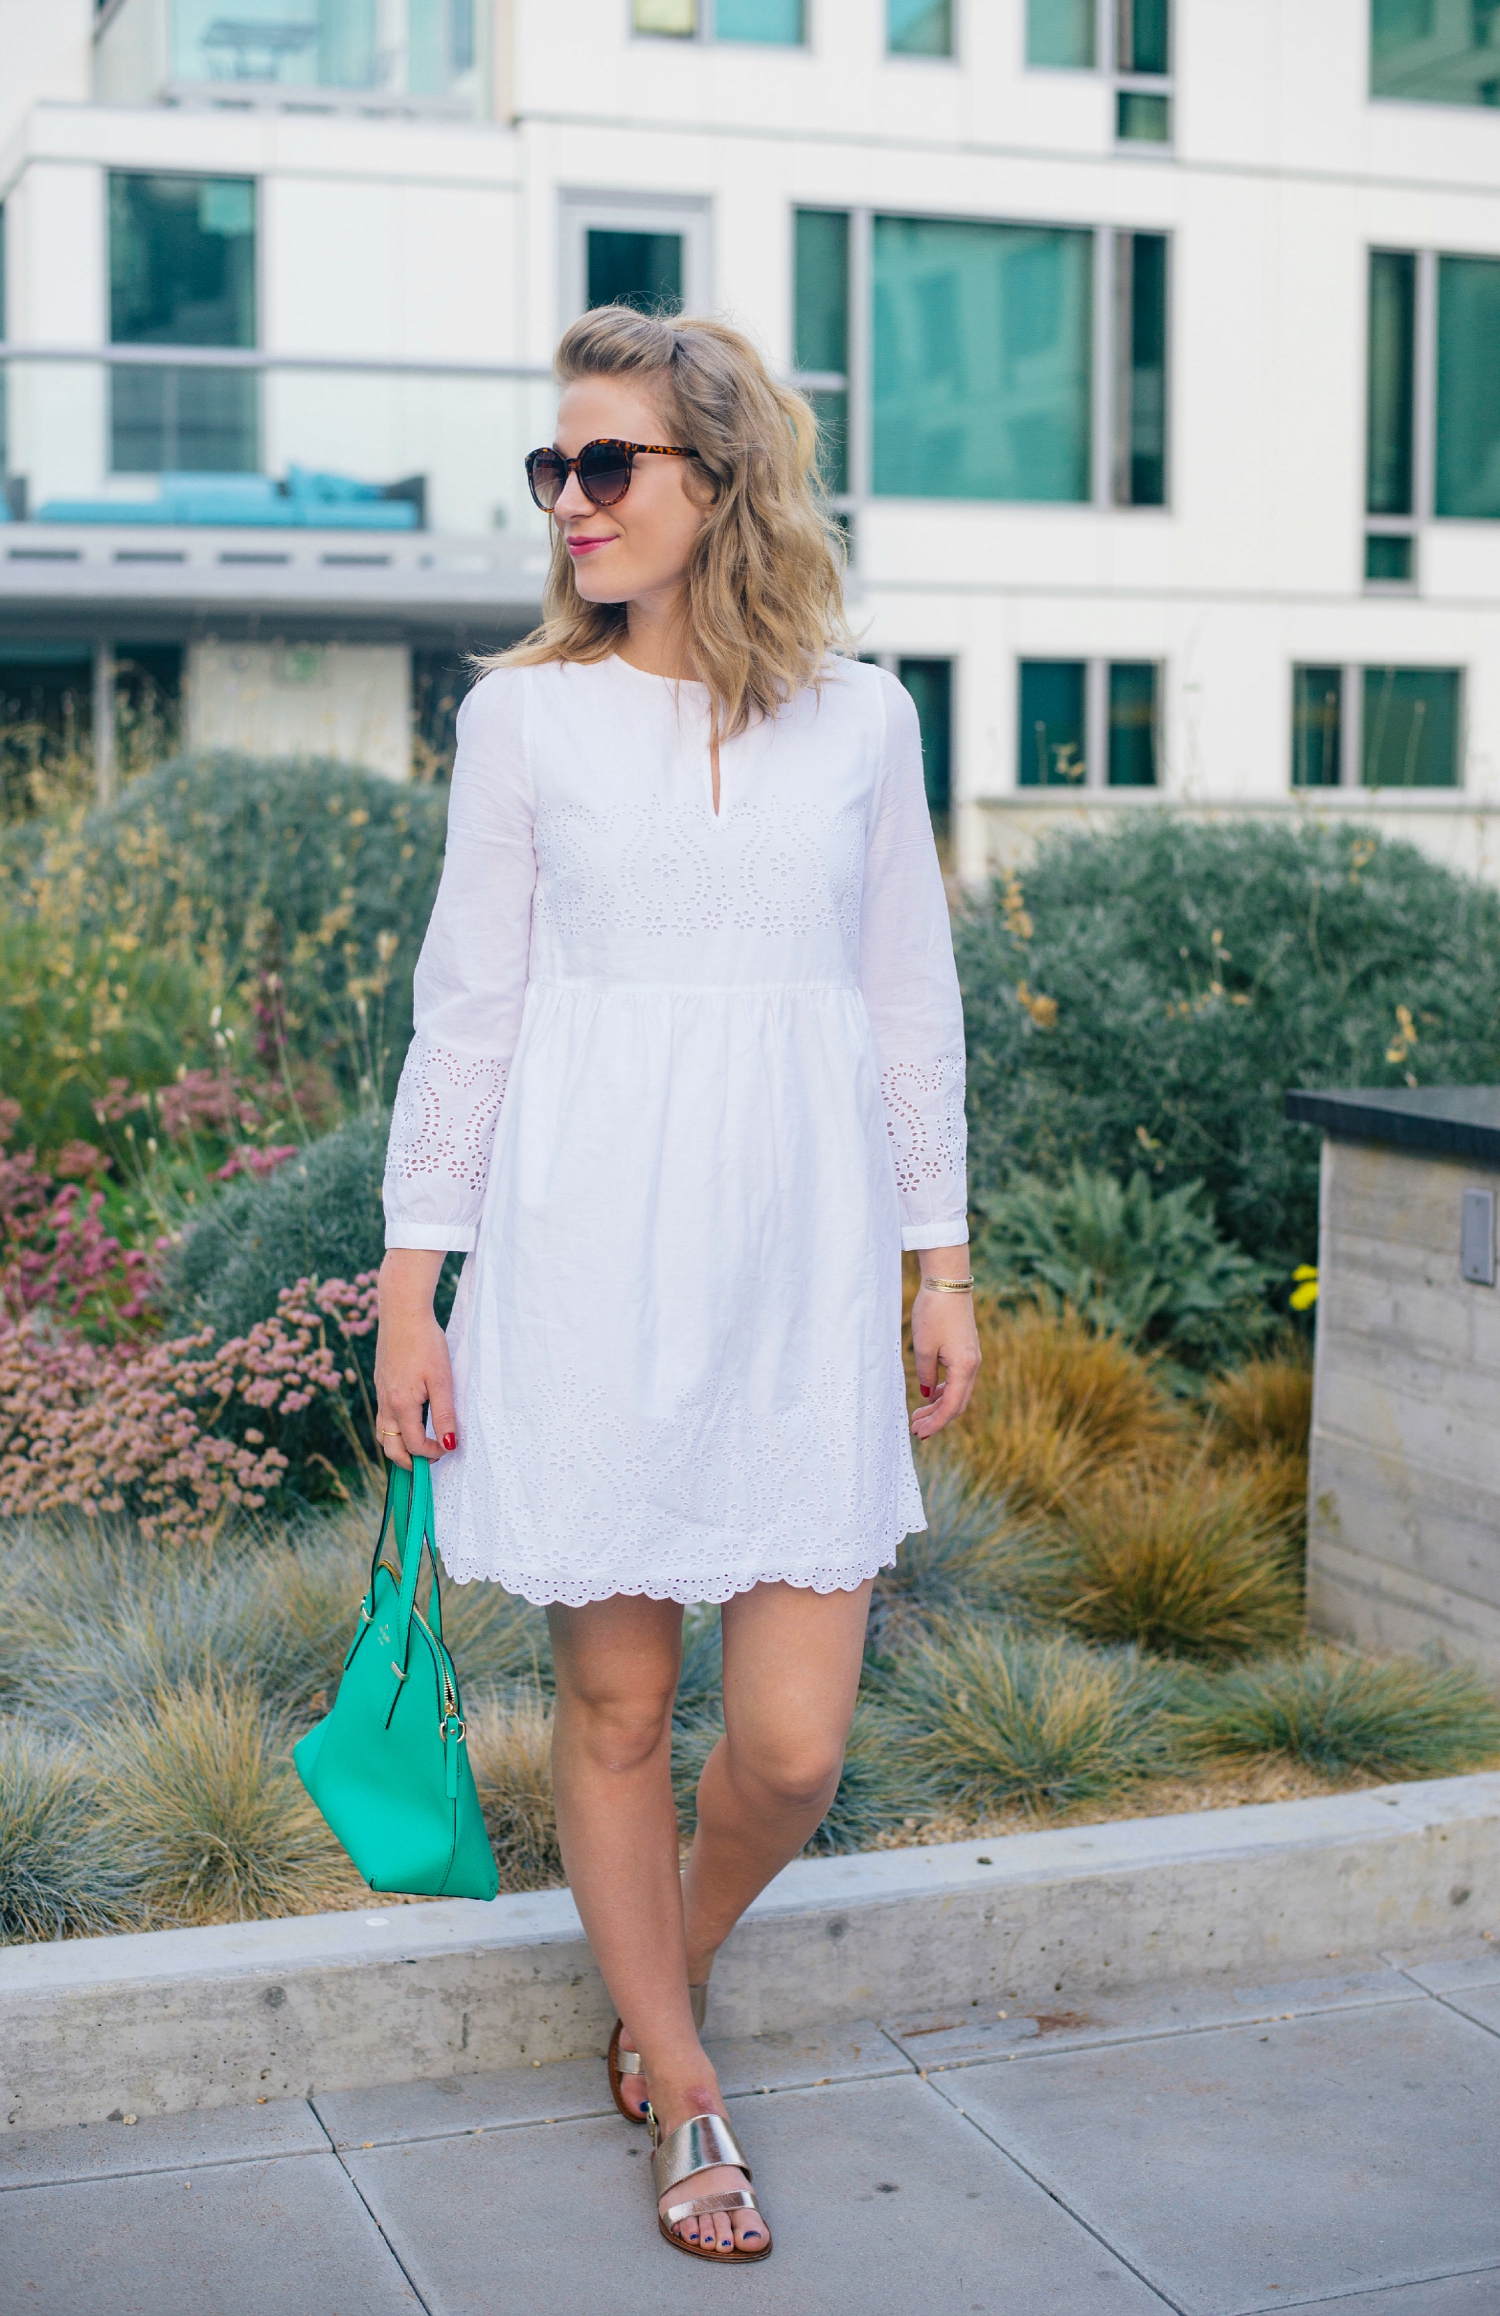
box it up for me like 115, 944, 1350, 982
0, 348, 556, 543
95, 0, 486, 114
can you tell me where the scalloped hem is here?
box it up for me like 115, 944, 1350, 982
435, 1543, 906, 1609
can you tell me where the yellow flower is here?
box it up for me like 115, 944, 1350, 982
1290, 1263, 1318, 1311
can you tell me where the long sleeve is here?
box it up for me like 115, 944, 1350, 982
383, 671, 536, 1252
859, 670, 969, 1251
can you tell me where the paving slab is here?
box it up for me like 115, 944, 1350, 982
313, 2019, 908, 2151
345, 2071, 1172, 2315
938, 2000, 1500, 2316
0, 2094, 324, 2189
0, 2152, 419, 2315
1437, 1979, 1500, 2041
1283, 2274, 1500, 2315
882, 1958, 1419, 2071
1383, 1931, 1500, 1995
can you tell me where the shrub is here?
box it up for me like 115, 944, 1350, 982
0, 753, 448, 1118
466, 1691, 563, 1892
958, 819, 1500, 1265
972, 1163, 1273, 1376
956, 1301, 1184, 1517
94, 1676, 357, 1924
882, 1620, 1186, 1816
1186, 1646, 1500, 1779
1052, 1461, 1304, 1660
0, 1721, 135, 1941
0, 1106, 155, 1337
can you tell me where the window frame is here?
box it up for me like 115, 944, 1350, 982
1023, 0, 1174, 146
1288, 663, 1466, 791
629, 0, 809, 47
791, 205, 1171, 522
1363, 242, 1500, 595
1016, 653, 1164, 790
558, 191, 713, 329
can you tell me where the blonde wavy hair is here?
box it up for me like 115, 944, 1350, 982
482, 306, 852, 740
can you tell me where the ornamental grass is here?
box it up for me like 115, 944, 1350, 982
1184, 1646, 1500, 1781
0, 1720, 135, 1941
466, 1690, 563, 1894
1203, 1352, 1313, 1460
93, 1675, 359, 1925
869, 1453, 1057, 1655
1051, 1460, 1304, 1662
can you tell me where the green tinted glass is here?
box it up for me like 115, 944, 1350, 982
586, 230, 683, 315
899, 659, 953, 817
1365, 533, 1414, 582
874, 217, 1092, 501
795, 210, 849, 373
717, 0, 804, 37
888, 0, 954, 56
1027, 0, 1096, 66
1362, 666, 1461, 786
1117, 89, 1171, 138
1126, 232, 1168, 506
1292, 667, 1343, 787
1436, 254, 1500, 518
1120, 0, 1171, 74
1367, 250, 1416, 515
1371, 0, 1500, 105
1019, 661, 1087, 786
109, 173, 256, 347
172, 0, 379, 88
1108, 663, 1157, 786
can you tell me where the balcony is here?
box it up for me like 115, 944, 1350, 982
0, 345, 555, 622
94, 0, 488, 117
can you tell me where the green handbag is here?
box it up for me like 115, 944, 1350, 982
295, 1457, 499, 1900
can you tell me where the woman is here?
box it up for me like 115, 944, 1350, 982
375, 306, 978, 2265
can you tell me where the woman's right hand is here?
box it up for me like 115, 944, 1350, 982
374, 1249, 457, 1467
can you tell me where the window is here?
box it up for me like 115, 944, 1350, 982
1028, 1, 1172, 140
888, 0, 954, 56
157, 0, 480, 104
1365, 245, 1500, 583
873, 217, 1093, 501
1371, 0, 1500, 106
1436, 255, 1500, 518
632, 0, 806, 42
1292, 666, 1344, 788
561, 196, 710, 325
1027, 0, 1095, 67
900, 658, 953, 818
794, 209, 850, 494
587, 231, 683, 314
108, 172, 257, 474
800, 210, 1167, 509
1020, 657, 1160, 785
1290, 665, 1462, 787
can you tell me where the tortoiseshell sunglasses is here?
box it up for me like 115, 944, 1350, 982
524, 437, 701, 512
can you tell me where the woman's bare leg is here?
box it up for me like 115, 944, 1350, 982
599, 1578, 872, 2251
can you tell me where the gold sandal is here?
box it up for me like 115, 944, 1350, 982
607, 1981, 708, 2124
649, 2105, 772, 2263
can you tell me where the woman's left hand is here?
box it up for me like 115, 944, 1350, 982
910, 1270, 982, 1441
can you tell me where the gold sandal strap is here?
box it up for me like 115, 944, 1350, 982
651, 2111, 750, 2198
615, 2046, 643, 2074
663, 2190, 759, 2227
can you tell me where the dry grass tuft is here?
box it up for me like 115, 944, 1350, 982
952, 1299, 1185, 1518
465, 1691, 564, 1893
94, 1677, 359, 1924
1053, 1460, 1303, 1660
1204, 1353, 1313, 1461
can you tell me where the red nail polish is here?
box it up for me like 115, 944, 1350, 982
441, 1432, 457, 1451
920, 1385, 931, 1398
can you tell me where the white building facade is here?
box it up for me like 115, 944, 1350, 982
2, 0, 1499, 883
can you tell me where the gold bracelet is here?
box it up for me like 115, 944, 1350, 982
918, 1275, 974, 1293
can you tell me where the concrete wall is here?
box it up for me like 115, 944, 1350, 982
1308, 1134, 1500, 1673
185, 640, 412, 779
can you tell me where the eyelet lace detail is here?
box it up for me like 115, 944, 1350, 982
880, 1045, 967, 1209
387, 1035, 508, 1194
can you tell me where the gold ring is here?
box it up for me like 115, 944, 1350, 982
379, 1429, 402, 1441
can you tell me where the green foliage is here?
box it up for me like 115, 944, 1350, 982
1184, 1646, 1500, 1779
882, 1620, 1187, 1816
803, 1698, 942, 1853
0, 1721, 135, 1941
959, 820, 1500, 1265
973, 1163, 1273, 1374
0, 752, 448, 1126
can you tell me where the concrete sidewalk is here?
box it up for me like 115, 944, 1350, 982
4, 1933, 1498, 2316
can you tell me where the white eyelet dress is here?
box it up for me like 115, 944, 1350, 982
382, 654, 968, 1607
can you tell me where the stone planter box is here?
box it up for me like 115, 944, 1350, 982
1286, 1085, 1500, 1675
